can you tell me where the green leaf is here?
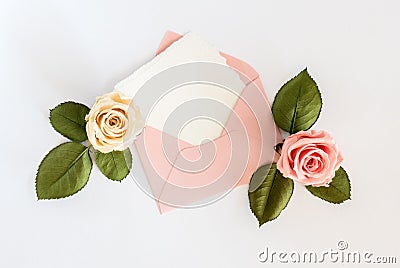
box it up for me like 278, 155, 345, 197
50, 101, 90, 142
95, 148, 132, 182
248, 163, 294, 227
306, 167, 351, 204
36, 142, 92, 199
272, 68, 322, 134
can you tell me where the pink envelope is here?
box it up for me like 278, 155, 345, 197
134, 31, 281, 213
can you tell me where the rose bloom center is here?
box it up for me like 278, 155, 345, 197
304, 155, 323, 173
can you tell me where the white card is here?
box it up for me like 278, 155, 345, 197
115, 32, 244, 145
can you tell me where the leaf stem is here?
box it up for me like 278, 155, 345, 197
274, 143, 283, 155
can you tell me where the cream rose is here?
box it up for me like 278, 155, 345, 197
85, 92, 144, 153
276, 130, 343, 187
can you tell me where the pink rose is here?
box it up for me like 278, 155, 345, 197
277, 130, 343, 187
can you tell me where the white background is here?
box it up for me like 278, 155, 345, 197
1, 0, 399, 267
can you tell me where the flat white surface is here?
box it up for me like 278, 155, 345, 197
1, 0, 399, 267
